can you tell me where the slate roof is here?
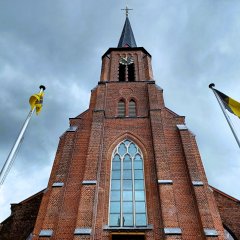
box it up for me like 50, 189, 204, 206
118, 16, 137, 48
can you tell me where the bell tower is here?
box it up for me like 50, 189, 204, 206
32, 10, 227, 240
100, 12, 153, 83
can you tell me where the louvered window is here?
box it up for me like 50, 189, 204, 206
129, 100, 136, 117
119, 64, 126, 82
118, 100, 125, 117
128, 63, 135, 82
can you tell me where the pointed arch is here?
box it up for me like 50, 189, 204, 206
109, 138, 147, 227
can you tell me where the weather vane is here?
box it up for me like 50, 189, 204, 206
121, 5, 133, 17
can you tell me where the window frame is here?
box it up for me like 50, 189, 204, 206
117, 99, 126, 117
128, 99, 137, 117
108, 139, 147, 227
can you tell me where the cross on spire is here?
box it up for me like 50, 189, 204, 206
121, 6, 133, 17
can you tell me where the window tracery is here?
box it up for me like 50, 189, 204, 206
109, 139, 147, 227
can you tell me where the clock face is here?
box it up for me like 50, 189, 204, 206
120, 56, 134, 65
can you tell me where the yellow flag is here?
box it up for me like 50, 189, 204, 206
215, 89, 240, 118
29, 92, 44, 115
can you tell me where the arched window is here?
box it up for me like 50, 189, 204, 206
119, 64, 126, 82
118, 100, 125, 117
128, 63, 135, 82
109, 139, 147, 227
129, 100, 136, 117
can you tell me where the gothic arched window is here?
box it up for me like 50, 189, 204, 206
118, 100, 126, 117
129, 100, 136, 117
109, 139, 147, 227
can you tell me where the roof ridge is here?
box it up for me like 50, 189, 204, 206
210, 185, 240, 202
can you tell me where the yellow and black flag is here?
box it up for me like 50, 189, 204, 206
209, 83, 240, 148
214, 88, 240, 118
29, 85, 45, 115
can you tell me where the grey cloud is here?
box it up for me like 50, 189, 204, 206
1, 0, 240, 221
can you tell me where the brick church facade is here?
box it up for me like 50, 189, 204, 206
1, 14, 239, 240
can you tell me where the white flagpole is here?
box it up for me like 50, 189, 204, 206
209, 83, 240, 148
0, 85, 46, 186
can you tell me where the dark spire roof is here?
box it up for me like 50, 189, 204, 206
118, 16, 137, 48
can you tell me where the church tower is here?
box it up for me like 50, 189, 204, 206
32, 12, 226, 240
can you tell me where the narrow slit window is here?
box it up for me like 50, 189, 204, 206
118, 100, 125, 117
119, 64, 126, 82
129, 100, 136, 117
128, 63, 135, 82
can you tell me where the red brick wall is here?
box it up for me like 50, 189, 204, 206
0, 190, 44, 240
212, 187, 240, 239
32, 48, 227, 240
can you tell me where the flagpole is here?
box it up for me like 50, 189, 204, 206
209, 83, 240, 148
0, 85, 46, 186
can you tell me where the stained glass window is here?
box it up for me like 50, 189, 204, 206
109, 139, 147, 227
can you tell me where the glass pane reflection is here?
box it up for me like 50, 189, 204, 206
118, 143, 127, 156
134, 170, 143, 179
110, 202, 120, 213
136, 213, 147, 226
134, 161, 143, 169
109, 214, 120, 226
123, 191, 133, 201
123, 161, 132, 169
112, 170, 120, 179
112, 161, 121, 170
111, 191, 120, 201
135, 180, 144, 190
109, 139, 147, 227
123, 214, 133, 226
135, 191, 145, 201
123, 201, 133, 213
129, 143, 137, 155
123, 180, 132, 190
123, 170, 132, 179
135, 201, 146, 213
111, 180, 120, 190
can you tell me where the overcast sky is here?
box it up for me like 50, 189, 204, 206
0, 0, 240, 222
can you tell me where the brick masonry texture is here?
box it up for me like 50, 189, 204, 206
0, 190, 44, 240
212, 186, 240, 239
31, 47, 231, 239
1, 46, 239, 240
